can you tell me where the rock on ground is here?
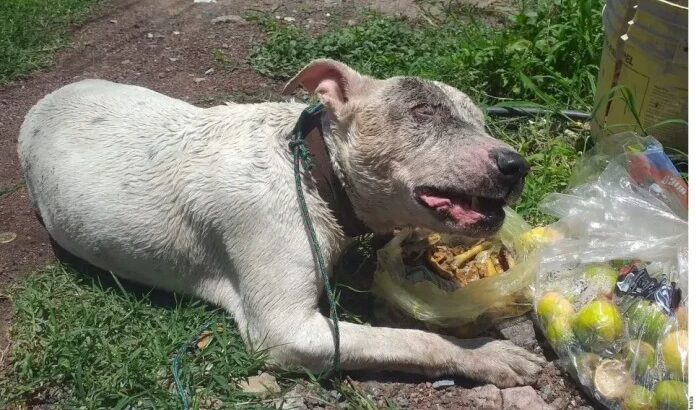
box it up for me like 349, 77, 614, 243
236, 372, 281, 397
502, 386, 554, 410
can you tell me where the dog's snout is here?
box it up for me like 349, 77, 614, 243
494, 150, 529, 179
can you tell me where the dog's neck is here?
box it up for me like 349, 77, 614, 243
300, 112, 370, 238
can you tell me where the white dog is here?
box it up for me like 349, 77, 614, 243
18, 59, 543, 386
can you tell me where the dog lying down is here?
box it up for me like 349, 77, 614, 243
18, 59, 544, 387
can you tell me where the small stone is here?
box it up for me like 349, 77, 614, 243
204, 68, 214, 75
147, 33, 153, 38
501, 386, 553, 410
173, 31, 181, 35
496, 317, 538, 349
463, 385, 502, 410
551, 397, 569, 409
193, 0, 216, 3
275, 384, 307, 409
121, 59, 131, 65
432, 379, 455, 390
109, 19, 117, 24
539, 384, 554, 400
169, 57, 179, 62
325, 13, 331, 17
283, 16, 296, 22
194, 77, 206, 83
237, 372, 281, 397
211, 15, 246, 24
347, 19, 357, 26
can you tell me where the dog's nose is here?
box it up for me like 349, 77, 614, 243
495, 150, 529, 178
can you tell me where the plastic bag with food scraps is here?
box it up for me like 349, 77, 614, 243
371, 206, 558, 338
533, 133, 688, 410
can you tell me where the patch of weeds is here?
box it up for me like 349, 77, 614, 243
0, 0, 102, 83
0, 265, 268, 409
250, 0, 603, 109
212, 48, 239, 72
488, 115, 588, 226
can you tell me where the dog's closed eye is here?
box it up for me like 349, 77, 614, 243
410, 103, 438, 119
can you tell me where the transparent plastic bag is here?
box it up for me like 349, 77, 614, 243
534, 134, 688, 410
372, 207, 542, 336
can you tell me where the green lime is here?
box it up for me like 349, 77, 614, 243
546, 317, 574, 350
583, 264, 618, 296
655, 380, 688, 410
624, 385, 657, 410
660, 330, 688, 381
624, 339, 656, 375
537, 292, 574, 326
573, 300, 624, 351
594, 359, 632, 400
626, 300, 670, 345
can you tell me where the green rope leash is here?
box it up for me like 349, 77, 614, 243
171, 319, 215, 410
288, 103, 341, 373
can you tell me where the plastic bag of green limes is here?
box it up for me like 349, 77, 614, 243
533, 134, 688, 410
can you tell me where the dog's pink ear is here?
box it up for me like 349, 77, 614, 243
282, 59, 368, 113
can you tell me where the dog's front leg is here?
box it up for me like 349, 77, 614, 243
232, 241, 544, 388
264, 311, 544, 387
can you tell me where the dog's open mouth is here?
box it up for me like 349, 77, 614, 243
415, 187, 506, 231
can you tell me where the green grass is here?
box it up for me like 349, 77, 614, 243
250, 0, 603, 109
0, 0, 101, 83
0, 265, 269, 409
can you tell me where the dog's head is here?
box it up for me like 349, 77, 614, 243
284, 59, 529, 237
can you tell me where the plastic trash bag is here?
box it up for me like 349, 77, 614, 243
533, 134, 688, 409
372, 207, 544, 337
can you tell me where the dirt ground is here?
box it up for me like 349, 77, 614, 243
0, 0, 596, 408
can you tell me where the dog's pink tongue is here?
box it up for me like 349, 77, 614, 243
419, 193, 482, 226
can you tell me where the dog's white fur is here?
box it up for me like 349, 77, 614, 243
18, 60, 543, 386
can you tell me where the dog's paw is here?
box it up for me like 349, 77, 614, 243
455, 338, 546, 388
